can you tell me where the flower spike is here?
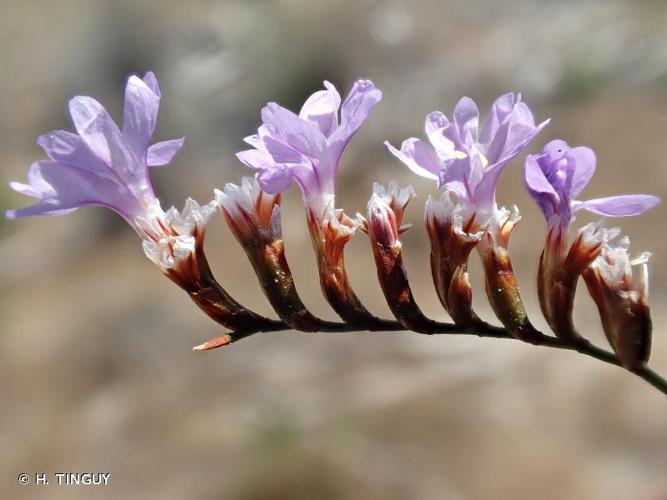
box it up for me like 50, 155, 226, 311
7, 74, 667, 397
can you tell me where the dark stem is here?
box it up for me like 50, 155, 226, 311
195, 322, 667, 396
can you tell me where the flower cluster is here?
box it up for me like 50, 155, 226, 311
236, 79, 382, 218
6, 72, 663, 383
7, 72, 279, 334
523, 140, 658, 357
387, 94, 549, 339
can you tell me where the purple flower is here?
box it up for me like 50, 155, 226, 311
386, 93, 549, 219
524, 139, 660, 228
236, 80, 382, 216
6, 72, 185, 233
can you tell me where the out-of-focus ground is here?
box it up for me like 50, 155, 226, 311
2, 1, 667, 499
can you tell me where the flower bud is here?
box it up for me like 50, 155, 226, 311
425, 192, 485, 326
583, 235, 652, 369
361, 184, 446, 334
217, 177, 281, 246
477, 205, 541, 342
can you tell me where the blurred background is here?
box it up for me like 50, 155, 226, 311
2, 0, 667, 498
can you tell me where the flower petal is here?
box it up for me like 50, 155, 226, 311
142, 71, 160, 97
484, 102, 546, 166
542, 139, 569, 162
9, 181, 42, 198
7, 160, 139, 219
299, 81, 341, 137
236, 149, 277, 172
574, 195, 661, 216
68, 96, 141, 185
36, 130, 108, 173
385, 138, 440, 181
261, 133, 307, 164
243, 133, 263, 149
478, 93, 516, 146
256, 165, 293, 194
424, 111, 449, 136
261, 102, 327, 160
122, 74, 161, 157
568, 146, 596, 197
452, 97, 479, 147
147, 138, 185, 166
438, 156, 475, 200
424, 111, 456, 160
328, 79, 382, 162
524, 154, 559, 198
523, 154, 560, 220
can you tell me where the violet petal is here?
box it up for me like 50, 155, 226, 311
574, 195, 661, 216
147, 138, 185, 167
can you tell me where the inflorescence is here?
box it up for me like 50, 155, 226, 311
7, 73, 666, 395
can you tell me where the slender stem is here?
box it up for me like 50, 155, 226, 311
194, 321, 667, 396
539, 336, 667, 395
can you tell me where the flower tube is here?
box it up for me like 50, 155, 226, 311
387, 93, 549, 340
237, 80, 398, 329
7, 72, 280, 334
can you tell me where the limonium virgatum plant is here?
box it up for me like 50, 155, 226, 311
7, 72, 667, 395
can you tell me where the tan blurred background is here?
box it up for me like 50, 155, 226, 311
2, 1, 667, 499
